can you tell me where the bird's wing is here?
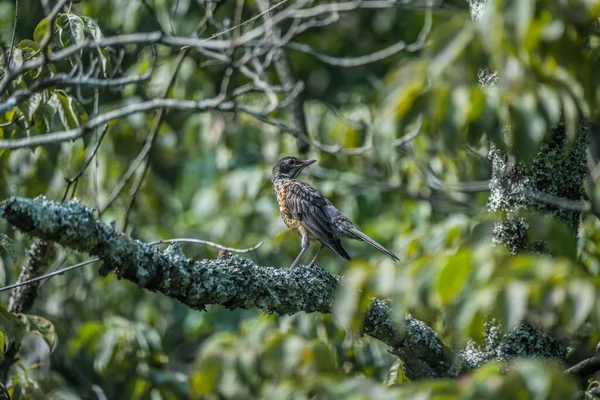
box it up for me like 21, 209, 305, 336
285, 181, 350, 260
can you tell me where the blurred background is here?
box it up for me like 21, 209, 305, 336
0, 0, 600, 398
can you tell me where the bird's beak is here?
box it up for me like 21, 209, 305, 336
299, 159, 317, 169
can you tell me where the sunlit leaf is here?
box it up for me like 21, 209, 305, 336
333, 263, 371, 329
503, 281, 529, 329
0, 306, 25, 352
506, 0, 534, 43
189, 355, 221, 396
0, 234, 17, 262
56, 14, 85, 47
33, 17, 49, 43
81, 16, 111, 76
33, 103, 57, 134
50, 90, 89, 130
566, 280, 594, 329
437, 250, 471, 306
17, 314, 57, 351
429, 23, 475, 78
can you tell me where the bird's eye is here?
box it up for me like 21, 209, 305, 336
286, 159, 294, 165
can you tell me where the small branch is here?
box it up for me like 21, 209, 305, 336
0, 258, 99, 294
0, 96, 230, 150
148, 238, 263, 253
565, 355, 600, 379
285, 10, 432, 67
102, 49, 190, 215
0, 68, 155, 114
204, 0, 290, 42
7, 0, 19, 67
64, 124, 110, 190
0, 96, 374, 153
0, 196, 459, 381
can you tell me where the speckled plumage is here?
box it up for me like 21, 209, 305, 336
272, 157, 399, 268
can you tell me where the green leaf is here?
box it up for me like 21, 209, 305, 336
437, 250, 471, 306
506, 0, 533, 43
429, 23, 475, 78
55, 14, 85, 47
50, 91, 89, 130
384, 359, 407, 386
536, 85, 561, 127
566, 280, 594, 329
81, 17, 111, 76
70, 321, 104, 354
0, 306, 25, 352
17, 314, 57, 351
333, 263, 371, 328
33, 17, 50, 43
189, 355, 221, 396
16, 39, 41, 58
33, 103, 57, 134
503, 281, 528, 329
17, 93, 42, 124
81, 16, 103, 41
450, 86, 471, 132
0, 234, 17, 262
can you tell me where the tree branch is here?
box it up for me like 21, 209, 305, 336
0, 238, 54, 382
0, 97, 229, 150
565, 355, 600, 379
0, 196, 459, 381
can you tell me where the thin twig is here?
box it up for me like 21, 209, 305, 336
565, 354, 600, 378
148, 238, 263, 253
0, 237, 263, 293
67, 124, 110, 183
7, 0, 19, 67
0, 96, 230, 150
285, 10, 432, 67
0, 258, 100, 294
0, 60, 155, 113
200, 0, 290, 43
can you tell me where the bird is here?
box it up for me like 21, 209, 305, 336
271, 156, 400, 268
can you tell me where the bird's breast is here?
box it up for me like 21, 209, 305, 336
274, 180, 299, 231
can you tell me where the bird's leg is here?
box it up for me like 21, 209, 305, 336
307, 243, 325, 267
290, 232, 310, 268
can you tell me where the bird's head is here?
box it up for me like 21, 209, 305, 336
272, 157, 316, 181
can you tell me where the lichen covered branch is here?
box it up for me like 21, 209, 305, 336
0, 196, 458, 380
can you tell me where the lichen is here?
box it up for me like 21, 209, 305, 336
488, 126, 589, 253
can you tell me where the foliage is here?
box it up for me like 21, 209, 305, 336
0, 0, 599, 399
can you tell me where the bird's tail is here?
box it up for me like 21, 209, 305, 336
346, 227, 400, 261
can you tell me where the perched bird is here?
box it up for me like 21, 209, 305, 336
272, 156, 399, 268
